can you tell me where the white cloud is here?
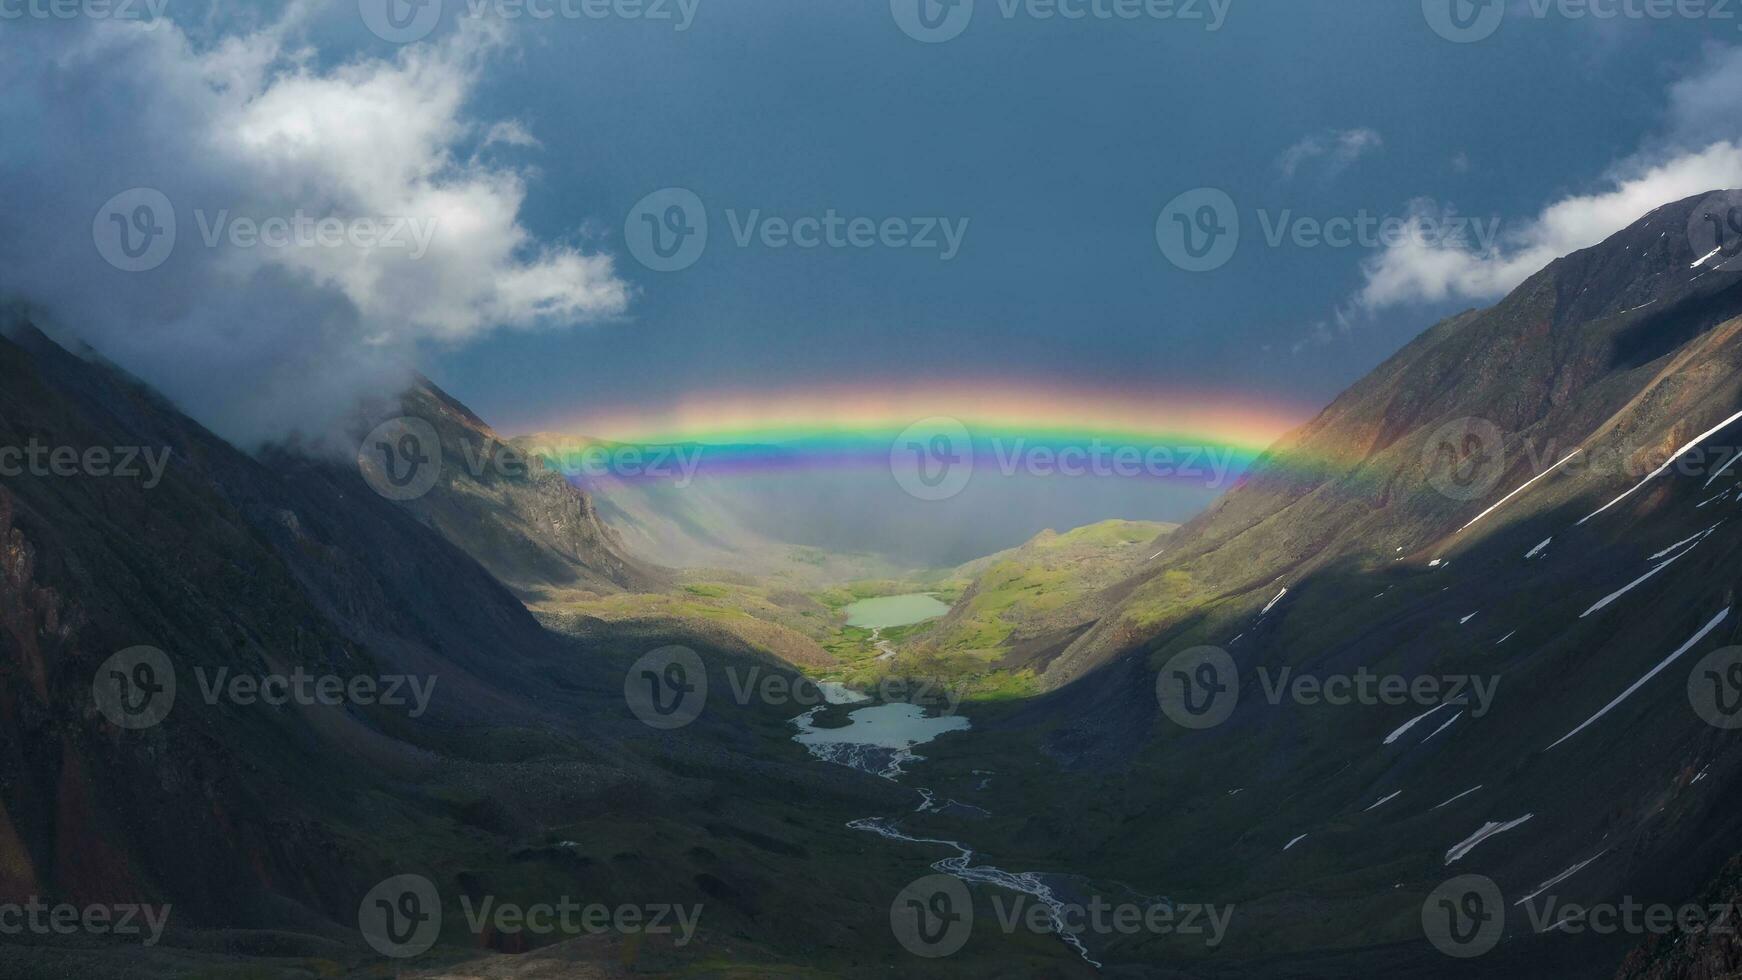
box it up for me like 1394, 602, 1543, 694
1278, 128, 1383, 181
1352, 47, 1742, 313
1356, 143, 1742, 309
0, 17, 628, 447
1666, 44, 1742, 144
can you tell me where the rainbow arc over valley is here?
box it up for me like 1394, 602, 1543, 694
515, 381, 1317, 486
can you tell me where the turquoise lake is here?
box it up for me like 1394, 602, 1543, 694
842, 593, 950, 629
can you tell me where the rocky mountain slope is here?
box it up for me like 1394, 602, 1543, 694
382, 386, 668, 602
1046, 189, 1742, 690
0, 321, 1068, 977
891, 189, 1742, 976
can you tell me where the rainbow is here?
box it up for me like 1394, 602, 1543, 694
513, 381, 1315, 487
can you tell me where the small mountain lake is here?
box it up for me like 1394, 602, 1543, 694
793, 699, 971, 751
791, 682, 970, 778
843, 593, 950, 628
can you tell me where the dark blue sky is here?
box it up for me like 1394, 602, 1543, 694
38, 0, 1742, 444
375, 0, 1719, 432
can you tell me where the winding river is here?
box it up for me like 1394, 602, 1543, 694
792, 681, 1105, 968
